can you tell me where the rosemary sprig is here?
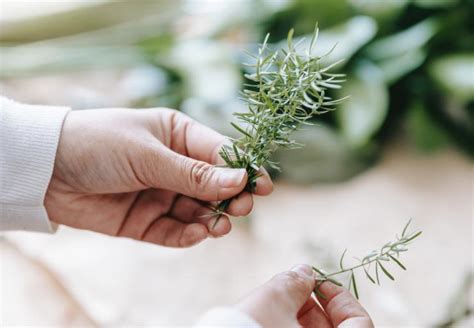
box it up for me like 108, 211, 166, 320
312, 219, 422, 300
211, 25, 346, 227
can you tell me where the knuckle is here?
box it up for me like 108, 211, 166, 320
280, 271, 311, 298
166, 108, 185, 125
145, 107, 176, 126
150, 107, 178, 116
187, 160, 214, 195
282, 271, 307, 286
189, 161, 212, 184
263, 271, 310, 307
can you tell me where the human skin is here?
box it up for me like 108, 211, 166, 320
237, 264, 374, 328
45, 108, 273, 247
44, 109, 372, 326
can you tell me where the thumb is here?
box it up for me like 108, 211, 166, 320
265, 265, 316, 314
148, 147, 248, 201
237, 265, 315, 327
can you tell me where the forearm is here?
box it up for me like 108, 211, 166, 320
0, 96, 70, 232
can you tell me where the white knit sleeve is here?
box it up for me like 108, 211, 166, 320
194, 307, 261, 327
0, 96, 70, 232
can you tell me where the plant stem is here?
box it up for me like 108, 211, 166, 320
320, 248, 391, 278
312, 221, 422, 299
210, 25, 346, 228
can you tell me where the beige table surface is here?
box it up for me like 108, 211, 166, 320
1, 143, 472, 327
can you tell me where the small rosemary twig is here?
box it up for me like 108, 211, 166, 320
312, 219, 422, 300
210, 24, 347, 228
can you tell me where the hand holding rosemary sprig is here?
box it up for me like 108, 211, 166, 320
212, 25, 347, 225
313, 219, 422, 299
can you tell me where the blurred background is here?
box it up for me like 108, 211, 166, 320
0, 0, 472, 326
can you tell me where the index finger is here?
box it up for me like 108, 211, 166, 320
165, 109, 228, 164
316, 281, 374, 328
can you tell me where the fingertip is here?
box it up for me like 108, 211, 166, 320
291, 264, 316, 280
317, 280, 346, 304
227, 192, 253, 216
316, 281, 372, 327
181, 223, 208, 247
323, 280, 344, 291
254, 169, 273, 196
263, 266, 315, 314
218, 168, 247, 188
215, 168, 248, 201
208, 215, 232, 237
235, 264, 317, 328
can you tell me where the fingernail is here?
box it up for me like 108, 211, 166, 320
291, 264, 314, 279
218, 168, 246, 188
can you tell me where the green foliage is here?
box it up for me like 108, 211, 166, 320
2, 0, 472, 182
407, 101, 448, 153
261, 0, 474, 177
261, 0, 350, 42
313, 219, 422, 299
337, 62, 388, 147
211, 25, 346, 222
429, 54, 474, 104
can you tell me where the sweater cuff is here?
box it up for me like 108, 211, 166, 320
0, 96, 70, 232
195, 307, 261, 327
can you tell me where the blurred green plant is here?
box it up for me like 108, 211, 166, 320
0, 0, 472, 183
0, 0, 178, 77
262, 0, 473, 183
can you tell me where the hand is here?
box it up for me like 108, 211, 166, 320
236, 265, 374, 328
45, 108, 273, 247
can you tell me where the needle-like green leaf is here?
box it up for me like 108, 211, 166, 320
351, 271, 359, 299
314, 284, 327, 300
377, 260, 395, 281
339, 248, 347, 271
363, 264, 377, 284
375, 261, 381, 285
327, 277, 344, 287
213, 24, 346, 219
402, 218, 412, 237
230, 122, 252, 139
313, 220, 421, 298
405, 231, 423, 243
388, 254, 407, 270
